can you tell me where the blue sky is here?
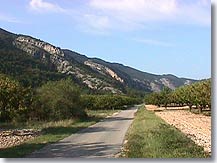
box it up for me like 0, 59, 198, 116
0, 0, 211, 79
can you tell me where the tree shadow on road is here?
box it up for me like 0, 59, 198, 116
28, 141, 120, 158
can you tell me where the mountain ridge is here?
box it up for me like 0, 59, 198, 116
0, 28, 197, 93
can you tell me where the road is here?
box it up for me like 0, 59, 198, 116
28, 106, 138, 158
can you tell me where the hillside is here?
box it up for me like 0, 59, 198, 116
63, 49, 197, 92
0, 28, 197, 93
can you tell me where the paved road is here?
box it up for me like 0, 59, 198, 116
28, 106, 138, 158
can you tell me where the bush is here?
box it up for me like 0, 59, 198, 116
0, 74, 33, 122
33, 78, 86, 121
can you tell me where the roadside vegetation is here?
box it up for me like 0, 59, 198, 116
0, 74, 142, 157
121, 106, 209, 158
0, 109, 119, 158
144, 79, 211, 114
82, 94, 141, 110
0, 74, 142, 123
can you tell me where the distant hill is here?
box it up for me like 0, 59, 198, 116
0, 28, 197, 93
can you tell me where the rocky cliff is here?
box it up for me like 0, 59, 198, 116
84, 60, 124, 83
13, 35, 121, 93
0, 28, 197, 93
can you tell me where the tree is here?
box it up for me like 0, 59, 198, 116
160, 87, 172, 108
143, 79, 211, 114
82, 94, 142, 110
34, 78, 86, 121
191, 80, 211, 113
0, 74, 32, 122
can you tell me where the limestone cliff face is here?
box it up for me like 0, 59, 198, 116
132, 77, 177, 92
14, 36, 70, 73
13, 36, 121, 93
160, 78, 176, 90
84, 60, 124, 83
15, 36, 64, 56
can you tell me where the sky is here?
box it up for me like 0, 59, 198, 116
0, 0, 211, 80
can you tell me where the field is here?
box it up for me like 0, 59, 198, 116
121, 105, 210, 158
145, 104, 211, 153
153, 106, 211, 154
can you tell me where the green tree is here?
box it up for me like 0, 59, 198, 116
191, 80, 211, 113
144, 92, 161, 106
82, 94, 142, 110
34, 78, 86, 121
144, 79, 211, 114
0, 74, 32, 122
160, 87, 172, 108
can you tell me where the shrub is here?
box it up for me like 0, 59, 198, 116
33, 78, 86, 121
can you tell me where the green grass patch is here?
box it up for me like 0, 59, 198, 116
121, 107, 209, 158
0, 109, 119, 158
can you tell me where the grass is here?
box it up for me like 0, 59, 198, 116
121, 106, 209, 158
0, 109, 119, 158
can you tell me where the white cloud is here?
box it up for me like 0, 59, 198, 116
27, 0, 210, 34
77, 14, 111, 35
29, 0, 66, 13
133, 38, 174, 47
89, 0, 177, 20
88, 0, 211, 28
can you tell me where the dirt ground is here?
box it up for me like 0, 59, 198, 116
145, 105, 211, 154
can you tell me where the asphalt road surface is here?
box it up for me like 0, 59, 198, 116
28, 106, 138, 158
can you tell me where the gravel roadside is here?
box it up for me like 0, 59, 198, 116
0, 129, 40, 149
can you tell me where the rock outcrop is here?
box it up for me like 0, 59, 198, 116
160, 78, 176, 90
84, 60, 124, 83
14, 36, 71, 73
13, 36, 121, 93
